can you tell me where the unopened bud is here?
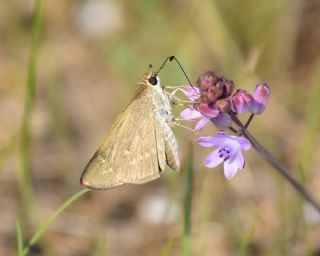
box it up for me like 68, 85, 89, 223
251, 83, 270, 114
223, 80, 234, 97
216, 99, 230, 113
196, 71, 219, 91
194, 103, 219, 118
232, 89, 253, 114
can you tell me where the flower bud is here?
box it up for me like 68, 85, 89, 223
201, 86, 224, 104
232, 89, 253, 114
194, 103, 219, 118
251, 83, 270, 114
196, 71, 219, 91
223, 79, 234, 97
216, 99, 230, 113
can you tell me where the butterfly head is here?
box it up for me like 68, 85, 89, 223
140, 71, 161, 87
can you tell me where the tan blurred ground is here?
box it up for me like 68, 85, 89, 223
1, 0, 320, 255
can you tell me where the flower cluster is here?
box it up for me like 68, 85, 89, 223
180, 71, 270, 179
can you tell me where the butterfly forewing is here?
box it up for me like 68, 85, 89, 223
80, 72, 179, 189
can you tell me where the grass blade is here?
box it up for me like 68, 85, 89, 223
18, 0, 43, 218
160, 238, 175, 256
16, 221, 24, 256
183, 143, 193, 256
22, 189, 89, 256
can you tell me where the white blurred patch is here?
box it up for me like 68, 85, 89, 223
75, 0, 122, 38
303, 203, 320, 225
138, 192, 180, 225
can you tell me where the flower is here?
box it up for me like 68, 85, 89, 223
196, 71, 234, 105
197, 132, 251, 180
232, 84, 270, 115
251, 83, 270, 114
180, 85, 233, 130
181, 85, 200, 101
180, 85, 219, 130
180, 105, 219, 131
232, 89, 254, 114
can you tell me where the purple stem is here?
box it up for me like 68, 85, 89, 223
244, 113, 255, 129
231, 114, 320, 215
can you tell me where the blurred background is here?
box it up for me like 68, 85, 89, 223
1, 0, 320, 255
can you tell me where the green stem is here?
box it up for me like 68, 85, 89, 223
22, 189, 90, 256
183, 143, 193, 256
16, 221, 24, 256
19, 0, 42, 219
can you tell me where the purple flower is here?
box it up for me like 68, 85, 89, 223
232, 89, 253, 114
197, 132, 251, 180
251, 83, 270, 114
180, 86, 233, 130
181, 85, 200, 101
180, 105, 219, 131
232, 84, 270, 115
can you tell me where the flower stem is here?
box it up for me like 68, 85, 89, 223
243, 127, 320, 214
244, 113, 255, 128
229, 114, 320, 214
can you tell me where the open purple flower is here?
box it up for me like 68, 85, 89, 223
197, 132, 251, 180
180, 104, 219, 131
181, 85, 200, 101
180, 86, 232, 130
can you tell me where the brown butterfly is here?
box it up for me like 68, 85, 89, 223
80, 68, 180, 189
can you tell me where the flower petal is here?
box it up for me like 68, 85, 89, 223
223, 160, 240, 180
180, 107, 201, 120
182, 85, 200, 101
233, 151, 245, 169
251, 83, 270, 114
194, 103, 219, 118
235, 137, 251, 151
197, 135, 225, 148
232, 89, 253, 114
194, 117, 209, 131
204, 149, 224, 168
211, 113, 233, 129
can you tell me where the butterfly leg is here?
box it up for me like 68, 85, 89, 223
163, 89, 195, 106
169, 118, 202, 135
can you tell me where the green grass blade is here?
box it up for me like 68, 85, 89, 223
22, 189, 89, 256
18, 0, 43, 218
183, 143, 193, 256
16, 221, 24, 256
160, 238, 175, 256
298, 66, 320, 173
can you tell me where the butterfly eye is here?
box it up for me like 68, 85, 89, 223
148, 76, 157, 85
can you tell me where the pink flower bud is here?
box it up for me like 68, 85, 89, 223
193, 103, 220, 118
251, 83, 270, 114
232, 89, 253, 114
223, 79, 234, 97
196, 71, 219, 91
216, 99, 230, 113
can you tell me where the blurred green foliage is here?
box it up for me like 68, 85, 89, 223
0, 0, 320, 255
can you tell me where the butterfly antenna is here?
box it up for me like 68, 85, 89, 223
156, 56, 196, 92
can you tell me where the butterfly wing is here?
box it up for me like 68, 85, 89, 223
154, 115, 180, 171
81, 85, 162, 189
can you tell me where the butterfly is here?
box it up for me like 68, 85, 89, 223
80, 69, 180, 189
